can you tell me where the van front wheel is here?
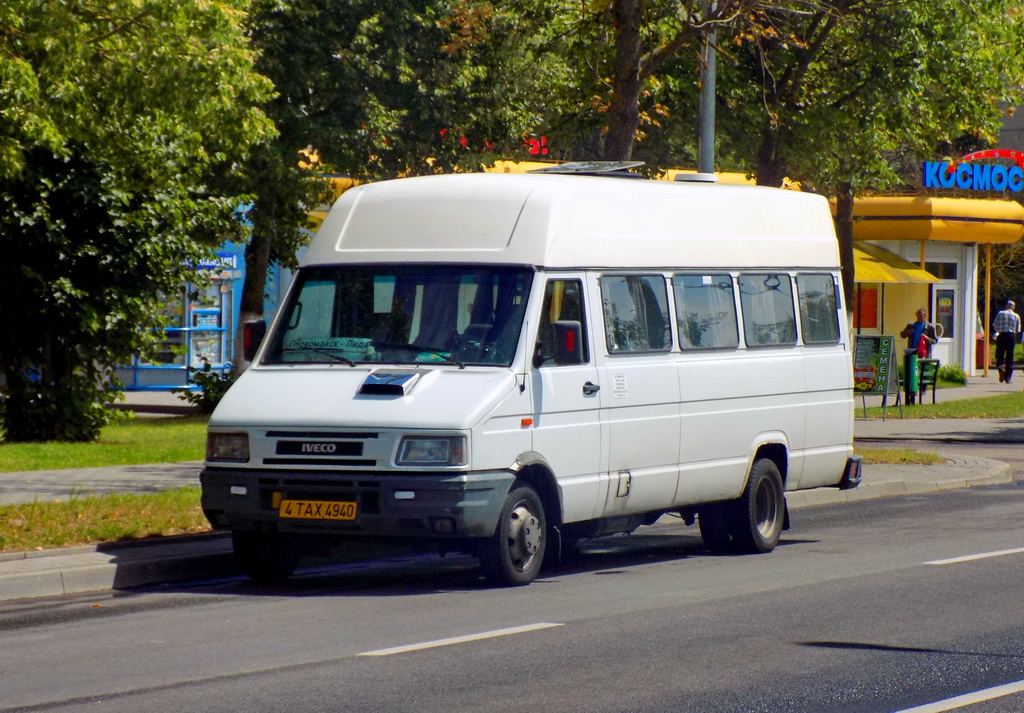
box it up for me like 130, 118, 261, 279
699, 458, 785, 555
479, 481, 547, 586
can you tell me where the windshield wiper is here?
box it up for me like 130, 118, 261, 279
281, 347, 357, 367
372, 342, 465, 369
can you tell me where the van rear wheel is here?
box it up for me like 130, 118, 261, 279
699, 458, 785, 555
479, 481, 546, 586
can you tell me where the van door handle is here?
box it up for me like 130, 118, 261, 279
582, 381, 601, 395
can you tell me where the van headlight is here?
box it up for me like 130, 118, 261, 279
207, 432, 250, 463
397, 436, 467, 466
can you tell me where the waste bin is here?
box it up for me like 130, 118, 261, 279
904, 350, 919, 404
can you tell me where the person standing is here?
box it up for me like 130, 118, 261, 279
900, 308, 937, 356
991, 300, 1022, 383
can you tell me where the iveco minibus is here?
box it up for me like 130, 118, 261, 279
200, 167, 860, 586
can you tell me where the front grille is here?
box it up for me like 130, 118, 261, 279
264, 430, 382, 467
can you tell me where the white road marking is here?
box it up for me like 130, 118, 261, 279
890, 679, 1024, 712
357, 622, 564, 657
924, 546, 1024, 566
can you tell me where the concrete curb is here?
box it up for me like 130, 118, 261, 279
787, 460, 1013, 509
0, 534, 235, 602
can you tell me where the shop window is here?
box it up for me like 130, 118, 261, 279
853, 286, 878, 329
935, 289, 955, 339
925, 262, 958, 280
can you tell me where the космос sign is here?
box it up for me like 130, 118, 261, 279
923, 150, 1024, 192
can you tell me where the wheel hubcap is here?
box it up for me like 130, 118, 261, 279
506, 503, 541, 570
754, 479, 780, 538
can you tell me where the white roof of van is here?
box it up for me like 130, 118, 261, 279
302, 172, 839, 269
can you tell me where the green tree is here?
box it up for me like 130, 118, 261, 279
714, 0, 1024, 306
0, 0, 275, 441
231, 0, 578, 364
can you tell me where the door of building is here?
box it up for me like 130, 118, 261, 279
931, 285, 957, 366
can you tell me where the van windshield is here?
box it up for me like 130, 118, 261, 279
263, 265, 534, 368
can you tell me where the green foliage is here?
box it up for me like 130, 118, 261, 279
937, 364, 968, 385
0, 369, 112, 442
0, 0, 275, 441
173, 365, 236, 415
714, 0, 1024, 191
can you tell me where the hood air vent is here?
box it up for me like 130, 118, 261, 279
359, 370, 422, 396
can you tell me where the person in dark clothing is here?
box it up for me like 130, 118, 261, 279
991, 300, 1022, 383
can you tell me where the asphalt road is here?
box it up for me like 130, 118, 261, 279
4, 481, 1024, 713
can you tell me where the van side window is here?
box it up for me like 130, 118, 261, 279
672, 274, 739, 349
737, 274, 797, 347
600, 275, 671, 353
536, 279, 589, 365
796, 274, 841, 344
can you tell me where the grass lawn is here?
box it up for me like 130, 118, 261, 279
0, 415, 211, 552
0, 488, 209, 552
861, 390, 1024, 420
855, 446, 944, 465
0, 416, 208, 473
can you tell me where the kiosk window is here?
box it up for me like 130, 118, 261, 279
672, 274, 739, 349
600, 275, 671, 353
797, 274, 841, 344
738, 274, 797, 347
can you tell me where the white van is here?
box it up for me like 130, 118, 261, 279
201, 167, 860, 586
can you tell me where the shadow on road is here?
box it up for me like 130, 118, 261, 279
139, 529, 820, 600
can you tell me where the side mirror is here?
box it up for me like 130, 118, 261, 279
243, 320, 267, 362
552, 320, 584, 365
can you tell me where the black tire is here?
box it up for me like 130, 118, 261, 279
479, 481, 547, 586
698, 458, 785, 555
232, 531, 300, 584
731, 458, 785, 553
697, 502, 737, 554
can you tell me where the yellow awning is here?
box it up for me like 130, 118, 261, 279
842, 196, 1024, 244
853, 242, 941, 283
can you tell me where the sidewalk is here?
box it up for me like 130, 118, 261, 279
0, 380, 1018, 602
855, 369, 1024, 442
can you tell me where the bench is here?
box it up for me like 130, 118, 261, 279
917, 358, 940, 404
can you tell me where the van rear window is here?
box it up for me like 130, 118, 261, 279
797, 274, 841, 344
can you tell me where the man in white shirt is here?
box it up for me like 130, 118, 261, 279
992, 300, 1021, 383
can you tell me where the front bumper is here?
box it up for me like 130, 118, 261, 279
200, 467, 515, 540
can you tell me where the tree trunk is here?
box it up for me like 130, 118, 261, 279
233, 213, 273, 376
601, 0, 643, 161
834, 183, 856, 314
754, 130, 786, 188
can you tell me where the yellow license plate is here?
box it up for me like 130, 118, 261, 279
278, 499, 357, 521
